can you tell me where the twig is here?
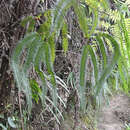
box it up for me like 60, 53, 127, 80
18, 91, 24, 130
3, 0, 11, 18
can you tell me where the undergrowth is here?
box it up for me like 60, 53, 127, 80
8, 0, 130, 129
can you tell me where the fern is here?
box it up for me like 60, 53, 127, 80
11, 0, 123, 121
73, 1, 89, 38
96, 35, 107, 69
110, 12, 130, 93
94, 33, 120, 96
79, 33, 120, 110
51, 0, 73, 34
11, 31, 69, 119
96, 1, 130, 93
11, 33, 39, 113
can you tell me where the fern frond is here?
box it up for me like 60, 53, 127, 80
12, 62, 32, 113
111, 15, 130, 92
74, 1, 89, 38
44, 43, 57, 106
95, 33, 120, 96
51, 0, 72, 34
36, 69, 47, 107
79, 45, 89, 112
79, 33, 120, 110
11, 32, 39, 113
12, 32, 38, 63
89, 46, 99, 83
11, 31, 59, 113
96, 35, 107, 69
23, 36, 41, 73
120, 15, 130, 64
34, 43, 46, 70
89, 9, 98, 37
108, 9, 121, 23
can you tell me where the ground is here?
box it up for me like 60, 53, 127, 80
97, 93, 130, 130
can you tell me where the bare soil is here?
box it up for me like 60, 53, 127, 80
97, 93, 130, 130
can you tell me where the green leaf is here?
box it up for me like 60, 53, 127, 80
112, 16, 130, 93
36, 70, 47, 107
79, 45, 98, 111
34, 43, 45, 70
51, 0, 73, 33
11, 32, 39, 113
96, 35, 107, 69
12, 32, 38, 64
120, 15, 130, 65
30, 79, 42, 103
34, 43, 47, 106
74, 2, 89, 38
23, 35, 41, 73
44, 43, 57, 106
62, 22, 68, 55
89, 9, 98, 37
79, 45, 89, 111
100, 0, 109, 9
95, 33, 120, 96
88, 45, 98, 82
48, 36, 56, 63
118, 58, 128, 92
21, 71, 32, 113
80, 45, 89, 88
11, 63, 32, 113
